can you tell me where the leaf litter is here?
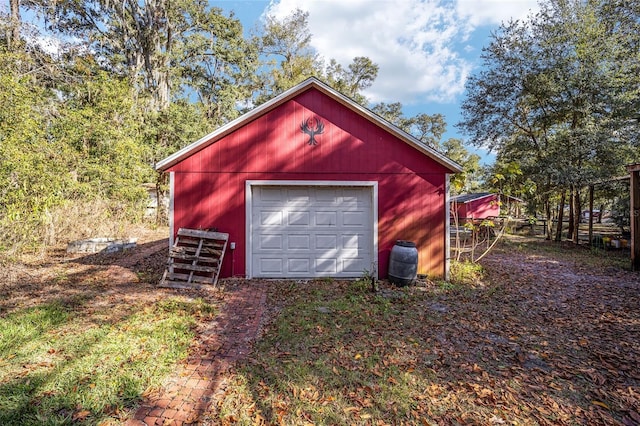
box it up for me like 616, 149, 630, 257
214, 237, 639, 425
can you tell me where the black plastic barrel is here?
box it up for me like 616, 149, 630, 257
388, 240, 418, 286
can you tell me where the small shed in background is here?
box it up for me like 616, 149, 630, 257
451, 193, 499, 221
451, 193, 523, 222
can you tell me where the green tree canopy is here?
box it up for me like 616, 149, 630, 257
1, 2, 468, 251
459, 0, 640, 240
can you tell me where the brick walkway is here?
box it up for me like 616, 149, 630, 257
126, 281, 267, 425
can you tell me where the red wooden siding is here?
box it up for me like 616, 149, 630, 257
455, 195, 500, 220
168, 88, 452, 279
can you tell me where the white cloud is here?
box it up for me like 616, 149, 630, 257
456, 0, 539, 27
35, 35, 63, 56
264, 0, 539, 107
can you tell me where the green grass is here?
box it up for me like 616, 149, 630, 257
497, 233, 632, 269
449, 260, 484, 287
215, 280, 454, 424
0, 296, 214, 425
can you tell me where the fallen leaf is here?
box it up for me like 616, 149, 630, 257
591, 400, 610, 409
254, 413, 265, 425
72, 410, 91, 421
490, 415, 506, 424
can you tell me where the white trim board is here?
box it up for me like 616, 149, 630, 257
444, 174, 451, 282
169, 172, 175, 249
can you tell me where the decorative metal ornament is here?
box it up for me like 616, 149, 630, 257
300, 117, 324, 145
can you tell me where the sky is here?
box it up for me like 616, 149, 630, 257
213, 0, 541, 164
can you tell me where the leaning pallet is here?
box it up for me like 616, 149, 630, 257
159, 228, 229, 290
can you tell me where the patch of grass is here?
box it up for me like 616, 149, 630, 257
214, 280, 485, 425
157, 297, 217, 319
449, 260, 484, 286
0, 296, 215, 425
435, 279, 457, 291
499, 234, 631, 270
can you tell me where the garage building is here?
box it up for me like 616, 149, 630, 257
156, 78, 462, 280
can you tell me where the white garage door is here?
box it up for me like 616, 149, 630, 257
250, 185, 374, 278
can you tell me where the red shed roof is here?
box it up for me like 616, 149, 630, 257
450, 192, 495, 204
156, 77, 463, 173
451, 193, 524, 204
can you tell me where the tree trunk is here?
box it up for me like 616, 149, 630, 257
572, 188, 581, 245
545, 198, 552, 240
555, 190, 566, 242
597, 203, 604, 224
588, 185, 594, 246
9, 0, 20, 51
567, 185, 575, 240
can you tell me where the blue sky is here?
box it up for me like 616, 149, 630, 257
212, 0, 541, 164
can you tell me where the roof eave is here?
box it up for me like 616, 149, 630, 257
451, 193, 494, 204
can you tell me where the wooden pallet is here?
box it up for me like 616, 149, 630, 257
159, 228, 229, 290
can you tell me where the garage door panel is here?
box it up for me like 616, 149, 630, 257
252, 186, 373, 278
315, 258, 337, 274
344, 189, 370, 203
259, 234, 283, 249
288, 211, 310, 226
343, 211, 368, 226
316, 211, 337, 226
342, 258, 367, 273
342, 234, 367, 250
342, 195, 360, 205
260, 211, 283, 225
288, 235, 310, 250
287, 189, 311, 203
289, 258, 311, 273
261, 188, 284, 202
316, 234, 337, 250
260, 258, 283, 273
315, 189, 338, 202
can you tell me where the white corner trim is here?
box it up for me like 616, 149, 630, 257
169, 172, 175, 249
444, 174, 451, 282
245, 180, 379, 279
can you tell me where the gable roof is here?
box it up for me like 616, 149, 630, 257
450, 193, 495, 204
156, 77, 463, 173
